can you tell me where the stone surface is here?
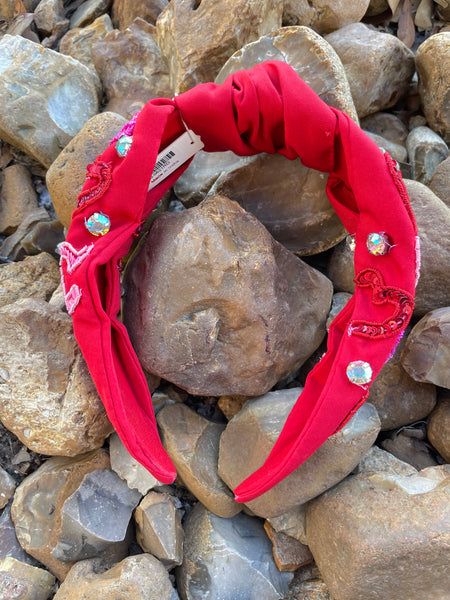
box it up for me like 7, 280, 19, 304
356, 445, 417, 477
0, 253, 60, 309
52, 469, 141, 562
428, 397, 450, 462
92, 18, 172, 118
217, 395, 248, 420
20, 219, 65, 256
156, 403, 240, 518
429, 155, 450, 207
283, 577, 334, 600
327, 239, 355, 293
0, 467, 15, 509
416, 32, 450, 143
367, 326, 436, 430
360, 111, 409, 145
111, 0, 168, 28
218, 388, 380, 518
0, 298, 112, 456
363, 130, 407, 163
53, 554, 178, 600
264, 521, 313, 572
59, 14, 113, 71
325, 23, 415, 118
0, 502, 41, 566
0, 557, 55, 600
177, 502, 292, 600
0, 208, 51, 262
406, 125, 449, 184
0, 164, 39, 234
282, 0, 370, 33
401, 307, 450, 389
109, 432, 161, 494
306, 466, 450, 600
10, 449, 110, 580
46, 111, 126, 228
135, 491, 183, 569
34, 0, 67, 37
156, 0, 283, 94
380, 428, 439, 470
70, 0, 112, 28
0, 35, 99, 168
326, 292, 352, 329
124, 196, 333, 396
267, 504, 308, 546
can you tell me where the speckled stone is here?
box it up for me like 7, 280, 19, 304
0, 557, 55, 600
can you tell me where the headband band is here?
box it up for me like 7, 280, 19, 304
60, 61, 418, 502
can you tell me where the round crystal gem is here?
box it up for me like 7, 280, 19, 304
115, 134, 133, 157
367, 232, 391, 255
345, 234, 356, 252
346, 361, 372, 385
85, 212, 110, 236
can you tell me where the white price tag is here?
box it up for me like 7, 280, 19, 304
148, 129, 204, 190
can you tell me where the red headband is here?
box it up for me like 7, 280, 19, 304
60, 61, 418, 502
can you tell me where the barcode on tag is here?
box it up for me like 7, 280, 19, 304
148, 129, 204, 190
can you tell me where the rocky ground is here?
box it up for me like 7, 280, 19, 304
0, 1, 449, 599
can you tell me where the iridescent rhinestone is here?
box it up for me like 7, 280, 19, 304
115, 134, 133, 157
85, 212, 110, 236
367, 232, 391, 256
345, 234, 356, 252
346, 361, 372, 385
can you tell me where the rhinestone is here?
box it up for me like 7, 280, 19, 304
345, 234, 356, 252
115, 134, 133, 157
346, 361, 372, 385
85, 212, 110, 236
367, 232, 391, 255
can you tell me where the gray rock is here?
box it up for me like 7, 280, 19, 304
267, 504, 308, 546
0, 208, 51, 262
0, 35, 99, 168
70, 0, 112, 28
364, 131, 407, 163
176, 502, 293, 600
380, 429, 439, 471
109, 432, 161, 495
0, 468, 15, 510
0, 557, 55, 600
360, 111, 409, 145
282, 0, 370, 34
356, 445, 417, 477
429, 155, 450, 207
0, 502, 41, 565
326, 292, 352, 329
0, 164, 39, 235
406, 126, 449, 184
218, 388, 380, 518
428, 397, 450, 463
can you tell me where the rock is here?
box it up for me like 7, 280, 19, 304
0, 468, 15, 509
264, 521, 313, 572
0, 502, 41, 565
282, 0, 370, 34
356, 445, 417, 477
59, 14, 113, 71
53, 554, 178, 600
218, 388, 380, 518
381, 428, 438, 471
134, 491, 183, 569
124, 196, 333, 396
156, 403, 240, 518
0, 557, 55, 600
20, 219, 65, 255
92, 18, 172, 118
217, 395, 248, 420
363, 131, 407, 163
156, 0, 283, 94
267, 504, 308, 545
283, 577, 334, 600
46, 111, 126, 228
360, 112, 409, 145
326, 292, 352, 329
0, 298, 112, 456
416, 32, 450, 144
0, 164, 39, 235
325, 23, 415, 118
0, 1, 16, 19
111, 0, 169, 29
406, 126, 449, 184
327, 238, 355, 293
0, 35, 99, 168
109, 432, 161, 494
177, 502, 293, 599
11, 449, 110, 580
70, 0, 112, 28
306, 466, 450, 600
429, 155, 450, 207
0, 253, 60, 309
34, 0, 68, 37
428, 397, 450, 462
0, 208, 51, 262
436, 1, 450, 20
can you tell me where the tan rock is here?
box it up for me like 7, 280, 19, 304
406, 126, 449, 184
218, 388, 380, 518
217, 395, 248, 420
264, 521, 313, 572
0, 298, 113, 456
306, 466, 450, 600
267, 504, 308, 545
0, 0, 16, 19
34, 0, 67, 37
109, 432, 161, 494
360, 111, 409, 145
283, 0, 370, 33
123, 196, 333, 396
59, 14, 113, 71
111, 0, 168, 29
283, 577, 334, 600
11, 449, 110, 580
0, 208, 51, 262
135, 491, 183, 569
0, 253, 60, 309
53, 554, 176, 599
70, 0, 112, 28
325, 23, 415, 118
0, 557, 55, 600
0, 164, 39, 234
0, 467, 15, 509
0, 502, 40, 566
429, 155, 450, 207
46, 111, 126, 228
416, 32, 450, 143
428, 397, 450, 462
156, 0, 283, 94
365, 0, 389, 16
0, 35, 100, 168
156, 403, 240, 518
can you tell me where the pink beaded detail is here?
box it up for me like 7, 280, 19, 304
111, 112, 140, 144
59, 242, 94, 274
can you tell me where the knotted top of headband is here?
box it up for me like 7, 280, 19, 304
60, 61, 419, 503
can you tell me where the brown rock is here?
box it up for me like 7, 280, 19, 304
0, 557, 55, 600
0, 208, 51, 263
365, 0, 389, 17
428, 397, 450, 462
325, 23, 415, 118
400, 307, 450, 389
59, 14, 113, 71
123, 196, 333, 396
282, 0, 370, 33
218, 388, 380, 518
0, 164, 39, 235
111, 0, 168, 29
306, 466, 450, 600
380, 428, 438, 470
406, 126, 449, 184
46, 111, 126, 228
11, 449, 110, 580
0, 298, 113, 456
20, 219, 65, 256
326, 292, 352, 329
156, 403, 240, 518
34, 0, 67, 37
283, 577, 335, 600
267, 504, 308, 545
70, 0, 112, 28
356, 445, 417, 477
0, 253, 60, 308
0, 467, 15, 509
416, 32, 450, 143
264, 521, 313, 572
0, 1, 16, 19
360, 111, 409, 145
156, 0, 283, 94
363, 131, 407, 163
428, 155, 450, 207
217, 395, 248, 420
327, 238, 355, 293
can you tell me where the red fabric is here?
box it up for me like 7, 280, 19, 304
62, 61, 417, 501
